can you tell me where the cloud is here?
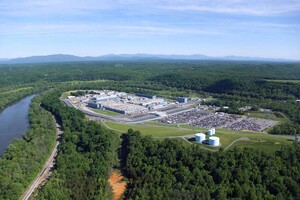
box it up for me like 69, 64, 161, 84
158, 0, 300, 16
0, 23, 222, 38
1, 0, 300, 19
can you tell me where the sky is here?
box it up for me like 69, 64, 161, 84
0, 0, 300, 59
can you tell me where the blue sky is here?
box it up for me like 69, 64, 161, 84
0, 0, 300, 59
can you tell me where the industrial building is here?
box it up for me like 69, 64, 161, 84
93, 95, 118, 102
99, 100, 148, 115
87, 102, 100, 109
78, 90, 176, 117
177, 97, 188, 103
135, 93, 156, 99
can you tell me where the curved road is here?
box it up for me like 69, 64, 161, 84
20, 117, 62, 200
224, 137, 250, 151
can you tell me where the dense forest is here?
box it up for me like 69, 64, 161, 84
0, 61, 299, 199
122, 131, 300, 200
0, 95, 56, 199
1, 61, 300, 127
36, 91, 118, 199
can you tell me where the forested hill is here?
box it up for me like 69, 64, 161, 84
122, 131, 300, 200
0, 61, 299, 199
1, 61, 300, 125
0, 54, 297, 64
1, 61, 300, 87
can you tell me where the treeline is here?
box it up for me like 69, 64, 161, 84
270, 122, 300, 135
1, 61, 300, 88
210, 94, 300, 125
151, 75, 300, 100
0, 95, 56, 199
1, 61, 300, 132
122, 131, 300, 200
36, 91, 117, 199
0, 87, 34, 111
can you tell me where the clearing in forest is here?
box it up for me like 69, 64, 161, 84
108, 171, 126, 200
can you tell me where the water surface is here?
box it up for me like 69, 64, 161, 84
0, 95, 34, 156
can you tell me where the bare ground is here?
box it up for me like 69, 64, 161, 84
108, 171, 127, 200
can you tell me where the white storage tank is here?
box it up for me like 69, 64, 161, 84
209, 136, 220, 146
206, 130, 213, 135
211, 128, 215, 135
195, 133, 206, 143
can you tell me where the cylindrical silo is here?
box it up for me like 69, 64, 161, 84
195, 133, 206, 143
211, 128, 216, 135
206, 130, 212, 135
209, 136, 220, 146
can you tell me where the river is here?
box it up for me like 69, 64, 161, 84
0, 95, 35, 156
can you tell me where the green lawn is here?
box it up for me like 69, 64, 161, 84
266, 79, 300, 84
229, 138, 293, 153
62, 91, 71, 99
91, 108, 120, 116
103, 120, 293, 153
104, 121, 202, 137
143, 121, 179, 128
244, 111, 289, 125
245, 111, 276, 119
214, 128, 293, 152
178, 124, 207, 131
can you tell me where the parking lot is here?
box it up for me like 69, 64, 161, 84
159, 107, 278, 132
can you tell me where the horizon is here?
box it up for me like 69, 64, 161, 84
1, 0, 300, 59
1, 53, 300, 62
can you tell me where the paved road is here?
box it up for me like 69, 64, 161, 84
224, 137, 250, 151
20, 117, 62, 200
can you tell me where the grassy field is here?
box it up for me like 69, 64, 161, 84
229, 137, 293, 153
266, 79, 300, 84
102, 120, 294, 153
91, 108, 120, 116
62, 91, 71, 99
245, 111, 289, 124
178, 124, 207, 131
104, 121, 203, 137
144, 121, 181, 128
215, 128, 293, 152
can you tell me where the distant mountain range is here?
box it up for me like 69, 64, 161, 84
0, 54, 298, 64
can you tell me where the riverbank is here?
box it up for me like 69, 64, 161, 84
21, 116, 63, 200
0, 94, 35, 156
0, 95, 57, 200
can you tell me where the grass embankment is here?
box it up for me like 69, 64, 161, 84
91, 108, 120, 116
245, 111, 289, 124
103, 120, 294, 153
266, 79, 300, 84
104, 121, 202, 137
213, 128, 293, 152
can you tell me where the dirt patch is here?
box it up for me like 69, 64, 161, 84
108, 171, 127, 200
